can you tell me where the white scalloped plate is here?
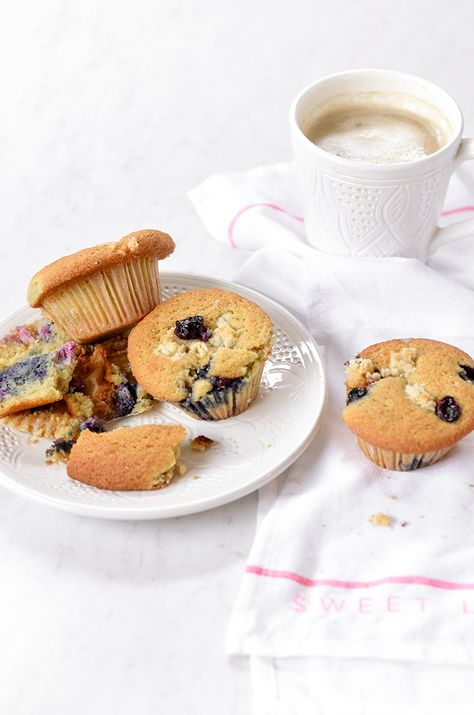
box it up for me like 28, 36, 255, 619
0, 273, 326, 519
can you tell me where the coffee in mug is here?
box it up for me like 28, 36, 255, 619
306, 92, 451, 164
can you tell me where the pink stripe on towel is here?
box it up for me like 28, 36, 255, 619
227, 203, 474, 248
246, 565, 474, 590
441, 205, 474, 217
227, 202, 304, 248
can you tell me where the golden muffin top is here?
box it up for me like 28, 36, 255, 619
27, 229, 175, 306
128, 288, 273, 402
343, 338, 474, 453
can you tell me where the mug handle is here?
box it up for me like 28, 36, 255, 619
430, 138, 474, 251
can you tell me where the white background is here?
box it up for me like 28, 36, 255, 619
0, 1, 473, 712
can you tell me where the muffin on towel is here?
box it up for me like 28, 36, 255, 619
343, 338, 474, 470
27, 229, 175, 342
128, 288, 273, 420
67, 424, 187, 491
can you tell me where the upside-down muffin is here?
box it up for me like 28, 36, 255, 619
27, 229, 175, 342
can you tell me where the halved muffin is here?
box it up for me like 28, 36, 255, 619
3, 331, 153, 441
67, 424, 187, 490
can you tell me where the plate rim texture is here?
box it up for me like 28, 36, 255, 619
0, 272, 327, 520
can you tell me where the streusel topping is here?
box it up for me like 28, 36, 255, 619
128, 289, 273, 401
343, 338, 474, 452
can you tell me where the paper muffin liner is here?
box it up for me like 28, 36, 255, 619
41, 258, 161, 342
177, 360, 265, 421
2, 398, 91, 440
356, 436, 452, 471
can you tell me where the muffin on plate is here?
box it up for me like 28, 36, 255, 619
342, 338, 474, 470
27, 229, 175, 342
67, 424, 187, 490
3, 331, 153, 442
128, 288, 273, 420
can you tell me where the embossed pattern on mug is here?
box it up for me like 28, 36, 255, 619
302, 162, 452, 256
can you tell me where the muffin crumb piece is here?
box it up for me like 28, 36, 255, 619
404, 383, 436, 412
388, 347, 418, 378
127, 236, 140, 251
366, 371, 382, 383
190, 435, 215, 452
369, 512, 391, 527
45, 439, 74, 464
344, 357, 375, 386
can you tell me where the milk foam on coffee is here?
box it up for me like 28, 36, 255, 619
308, 92, 451, 164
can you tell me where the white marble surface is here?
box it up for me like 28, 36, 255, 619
1, 1, 474, 712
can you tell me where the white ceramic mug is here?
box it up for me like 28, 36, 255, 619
289, 69, 474, 258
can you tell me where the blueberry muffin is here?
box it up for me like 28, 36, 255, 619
4, 332, 153, 442
67, 424, 187, 490
0, 340, 78, 418
128, 288, 273, 420
343, 338, 474, 470
27, 229, 175, 342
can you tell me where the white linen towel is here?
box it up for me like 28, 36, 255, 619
189, 162, 474, 715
